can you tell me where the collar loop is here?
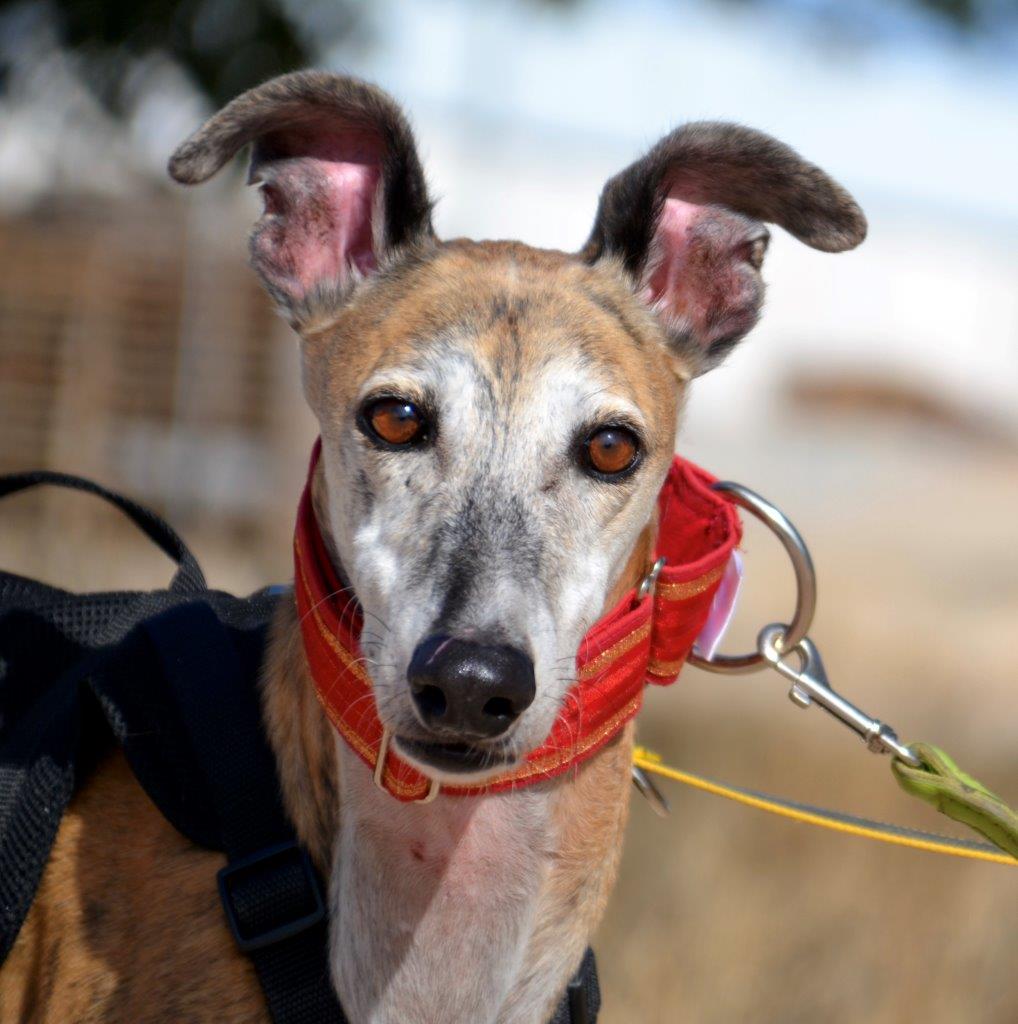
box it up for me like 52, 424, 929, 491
374, 728, 440, 803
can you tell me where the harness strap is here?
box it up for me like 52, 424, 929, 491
0, 646, 81, 965
550, 948, 602, 1024
0, 469, 206, 593
143, 603, 343, 1023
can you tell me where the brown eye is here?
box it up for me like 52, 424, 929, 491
364, 398, 427, 447
584, 427, 640, 477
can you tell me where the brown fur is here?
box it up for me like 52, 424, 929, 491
0, 751, 260, 1023
301, 238, 687, 443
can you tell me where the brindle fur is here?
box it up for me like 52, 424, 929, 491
1, 72, 864, 1023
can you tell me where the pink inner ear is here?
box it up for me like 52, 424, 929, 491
251, 130, 383, 304
640, 195, 703, 317
640, 191, 765, 353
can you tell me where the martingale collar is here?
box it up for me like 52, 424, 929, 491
294, 440, 741, 802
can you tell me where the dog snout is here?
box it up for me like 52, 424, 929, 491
407, 635, 536, 739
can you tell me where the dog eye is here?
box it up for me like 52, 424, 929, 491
583, 427, 640, 477
363, 398, 427, 447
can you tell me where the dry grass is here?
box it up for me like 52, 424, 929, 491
2, 414, 1015, 1023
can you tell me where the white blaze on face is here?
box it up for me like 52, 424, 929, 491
319, 337, 666, 773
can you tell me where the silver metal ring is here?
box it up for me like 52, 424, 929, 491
686, 481, 816, 675
637, 556, 667, 601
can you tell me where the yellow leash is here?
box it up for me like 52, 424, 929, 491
632, 747, 1016, 867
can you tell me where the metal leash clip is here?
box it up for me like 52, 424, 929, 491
687, 482, 921, 769
632, 762, 671, 817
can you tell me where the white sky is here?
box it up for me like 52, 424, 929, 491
332, 0, 1018, 235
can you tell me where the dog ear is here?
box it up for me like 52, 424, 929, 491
581, 123, 866, 375
168, 71, 434, 325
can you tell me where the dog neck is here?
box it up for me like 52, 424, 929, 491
261, 470, 652, 1024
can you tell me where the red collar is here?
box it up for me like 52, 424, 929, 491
294, 440, 741, 802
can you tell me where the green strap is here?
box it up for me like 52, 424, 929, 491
892, 742, 1018, 861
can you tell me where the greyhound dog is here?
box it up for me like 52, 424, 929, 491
1, 73, 865, 1023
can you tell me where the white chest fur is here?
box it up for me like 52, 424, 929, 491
330, 743, 562, 1024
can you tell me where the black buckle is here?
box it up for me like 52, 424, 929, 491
218, 840, 326, 953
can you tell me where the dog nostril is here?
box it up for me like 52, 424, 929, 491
482, 696, 515, 721
408, 634, 535, 739
415, 684, 447, 719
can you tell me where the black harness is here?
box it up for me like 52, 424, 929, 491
0, 471, 600, 1024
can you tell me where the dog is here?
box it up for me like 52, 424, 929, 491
0, 72, 865, 1023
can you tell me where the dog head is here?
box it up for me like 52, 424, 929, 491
170, 72, 865, 782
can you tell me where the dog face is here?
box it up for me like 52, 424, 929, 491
170, 73, 865, 782
305, 243, 682, 775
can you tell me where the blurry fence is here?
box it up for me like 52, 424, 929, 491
0, 194, 312, 548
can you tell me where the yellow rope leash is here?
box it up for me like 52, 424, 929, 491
632, 747, 1016, 867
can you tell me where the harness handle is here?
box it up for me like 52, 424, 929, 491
0, 469, 207, 593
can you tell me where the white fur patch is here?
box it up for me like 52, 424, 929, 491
332, 744, 553, 1024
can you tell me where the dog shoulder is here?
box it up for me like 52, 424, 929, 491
260, 591, 340, 874
0, 749, 263, 1023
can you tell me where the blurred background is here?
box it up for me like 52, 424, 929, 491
0, 0, 1015, 1020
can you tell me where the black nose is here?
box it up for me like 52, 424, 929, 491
407, 635, 536, 739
